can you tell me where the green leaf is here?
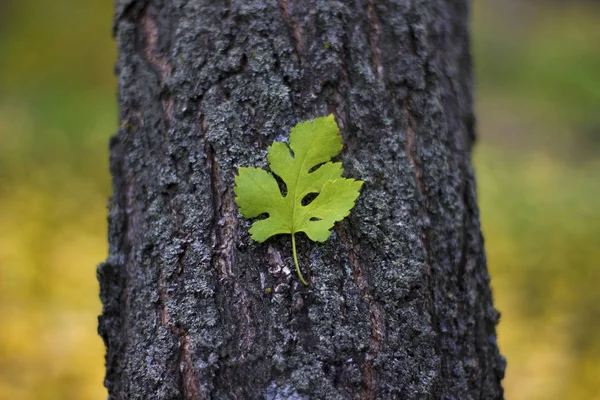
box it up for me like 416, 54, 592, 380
234, 114, 363, 285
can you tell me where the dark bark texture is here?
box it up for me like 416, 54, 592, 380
98, 0, 505, 398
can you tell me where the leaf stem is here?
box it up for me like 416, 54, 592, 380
291, 233, 308, 286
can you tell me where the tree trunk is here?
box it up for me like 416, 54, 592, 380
98, 0, 505, 398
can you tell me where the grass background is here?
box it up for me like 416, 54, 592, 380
0, 0, 598, 398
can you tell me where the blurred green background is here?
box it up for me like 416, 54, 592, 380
0, 0, 598, 398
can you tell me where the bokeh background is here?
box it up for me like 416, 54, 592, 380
0, 0, 598, 398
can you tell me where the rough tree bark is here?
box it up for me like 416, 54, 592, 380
98, 0, 505, 398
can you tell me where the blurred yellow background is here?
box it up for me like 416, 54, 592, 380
0, 0, 598, 399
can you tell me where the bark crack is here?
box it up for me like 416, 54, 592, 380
403, 98, 427, 209
224, 0, 232, 18
403, 97, 442, 394
141, 6, 174, 123
234, 283, 256, 355
178, 333, 201, 400
157, 267, 201, 399
141, 7, 172, 81
367, 0, 383, 81
206, 142, 237, 278
204, 139, 255, 364
277, 0, 304, 60
342, 230, 386, 400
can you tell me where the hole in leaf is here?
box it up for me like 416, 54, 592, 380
310, 217, 322, 221
273, 173, 288, 196
308, 162, 325, 174
255, 212, 269, 220
301, 192, 318, 206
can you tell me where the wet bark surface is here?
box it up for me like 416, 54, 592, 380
98, 0, 505, 398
